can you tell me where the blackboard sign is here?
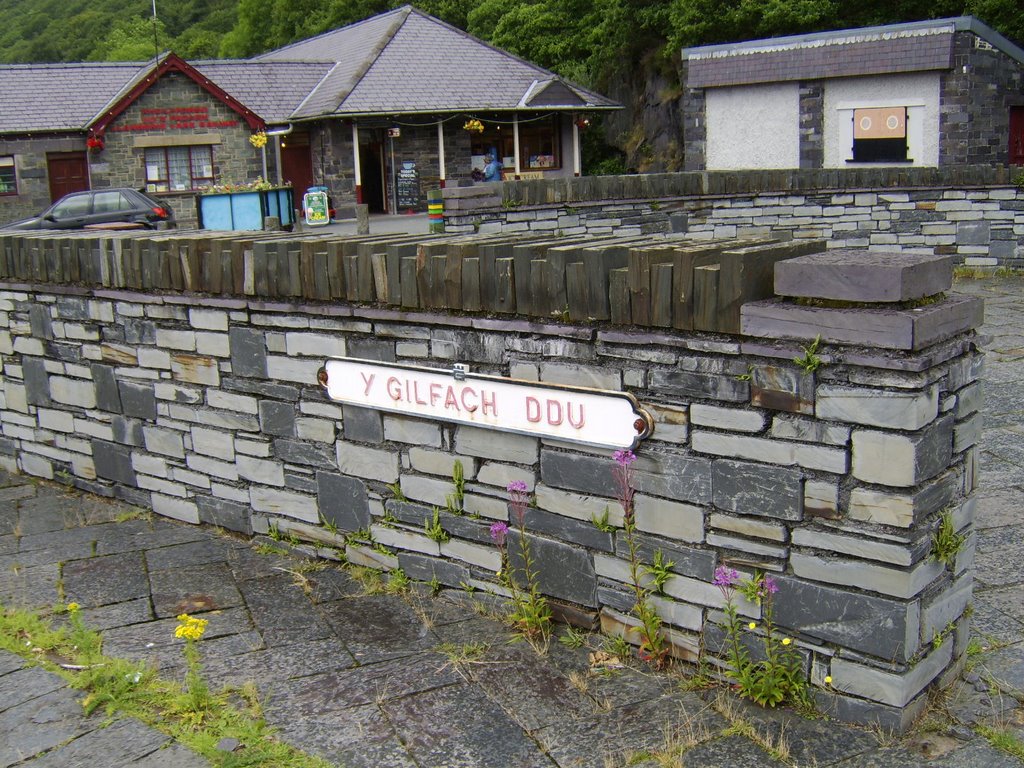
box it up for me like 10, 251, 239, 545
396, 160, 420, 210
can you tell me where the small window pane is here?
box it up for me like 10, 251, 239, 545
191, 146, 213, 180
93, 191, 128, 213
51, 194, 91, 217
0, 156, 16, 194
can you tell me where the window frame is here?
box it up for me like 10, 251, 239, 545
0, 156, 17, 196
849, 107, 910, 164
144, 145, 214, 192
469, 115, 563, 174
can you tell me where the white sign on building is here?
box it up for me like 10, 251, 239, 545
319, 357, 654, 449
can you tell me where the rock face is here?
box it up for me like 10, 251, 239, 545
602, 62, 686, 173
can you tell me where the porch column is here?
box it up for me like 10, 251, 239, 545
572, 114, 581, 177
273, 136, 283, 185
513, 112, 522, 179
352, 121, 362, 204
437, 120, 446, 188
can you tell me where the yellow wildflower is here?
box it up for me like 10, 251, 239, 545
782, 637, 792, 646
748, 622, 757, 630
824, 675, 833, 685
174, 613, 209, 642
66, 602, 80, 612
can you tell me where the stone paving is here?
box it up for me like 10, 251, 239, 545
0, 276, 1023, 767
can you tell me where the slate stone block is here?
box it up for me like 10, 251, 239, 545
229, 327, 267, 378
317, 471, 370, 532
196, 495, 253, 535
712, 459, 803, 520
29, 304, 53, 340
523, 507, 614, 552
22, 357, 51, 406
540, 449, 712, 506
56, 296, 89, 320
852, 414, 953, 488
957, 220, 990, 246
773, 574, 919, 662
509, 532, 597, 607
649, 369, 750, 402
111, 416, 144, 447
348, 336, 396, 362
124, 318, 156, 344
91, 363, 122, 413
259, 400, 296, 437
91, 439, 137, 487
342, 405, 384, 444
118, 381, 157, 421
613, 531, 716, 580
385, 500, 493, 544
398, 551, 470, 587
274, 438, 335, 468
223, 377, 300, 401
284, 472, 318, 494
741, 295, 984, 351
774, 250, 952, 302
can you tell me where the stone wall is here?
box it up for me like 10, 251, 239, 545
443, 166, 1024, 268
0, 136, 88, 225
0, 244, 982, 730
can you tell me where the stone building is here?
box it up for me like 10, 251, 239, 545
682, 16, 1024, 171
0, 5, 618, 226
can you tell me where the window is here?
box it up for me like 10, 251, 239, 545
0, 156, 16, 195
50, 193, 91, 218
470, 115, 562, 174
851, 107, 908, 163
144, 146, 214, 192
92, 190, 131, 214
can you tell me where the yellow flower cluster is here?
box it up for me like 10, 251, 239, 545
66, 602, 81, 612
249, 131, 268, 149
462, 118, 484, 133
174, 613, 209, 641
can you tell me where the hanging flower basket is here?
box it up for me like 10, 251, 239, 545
86, 136, 104, 152
249, 131, 268, 149
462, 118, 484, 133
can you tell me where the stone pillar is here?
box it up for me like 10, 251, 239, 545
798, 82, 824, 170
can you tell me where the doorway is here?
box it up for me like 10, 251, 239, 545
359, 140, 386, 213
280, 131, 315, 196
47, 152, 89, 202
1011, 107, 1024, 166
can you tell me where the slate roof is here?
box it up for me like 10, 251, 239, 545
258, 5, 618, 117
684, 16, 1024, 89
0, 62, 146, 132
0, 5, 618, 135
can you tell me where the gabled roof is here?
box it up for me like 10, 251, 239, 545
258, 5, 618, 117
0, 62, 146, 133
684, 16, 1024, 89
0, 6, 619, 136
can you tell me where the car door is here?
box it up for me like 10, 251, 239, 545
90, 190, 133, 226
42, 191, 92, 229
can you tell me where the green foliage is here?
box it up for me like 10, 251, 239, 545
385, 567, 410, 594
641, 549, 675, 595
558, 626, 589, 649
792, 335, 823, 374
590, 507, 617, 532
719, 572, 809, 709
424, 507, 450, 543
446, 460, 465, 514
386, 481, 407, 502
931, 510, 966, 568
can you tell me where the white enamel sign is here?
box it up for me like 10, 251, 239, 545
318, 357, 654, 450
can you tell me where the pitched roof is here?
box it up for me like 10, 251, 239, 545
684, 16, 1024, 89
0, 62, 146, 133
0, 5, 618, 135
258, 5, 618, 117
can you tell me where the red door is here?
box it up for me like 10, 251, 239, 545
280, 132, 315, 197
47, 152, 89, 202
1011, 107, 1024, 165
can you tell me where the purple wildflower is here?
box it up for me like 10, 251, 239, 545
712, 566, 739, 588
612, 449, 637, 467
760, 575, 779, 597
507, 481, 530, 526
489, 521, 509, 547
507, 481, 528, 494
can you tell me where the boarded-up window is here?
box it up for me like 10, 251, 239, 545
851, 107, 908, 162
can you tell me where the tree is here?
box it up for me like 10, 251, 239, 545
90, 17, 167, 62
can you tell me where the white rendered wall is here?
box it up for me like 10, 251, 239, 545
823, 72, 941, 168
706, 83, 800, 169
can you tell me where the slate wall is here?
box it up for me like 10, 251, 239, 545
0, 273, 981, 731
444, 167, 1024, 268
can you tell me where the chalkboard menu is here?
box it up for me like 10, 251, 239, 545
396, 160, 420, 210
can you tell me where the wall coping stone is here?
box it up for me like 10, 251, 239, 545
774, 251, 953, 303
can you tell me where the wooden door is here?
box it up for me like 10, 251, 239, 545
280, 132, 315, 197
1011, 107, 1024, 165
47, 152, 89, 203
